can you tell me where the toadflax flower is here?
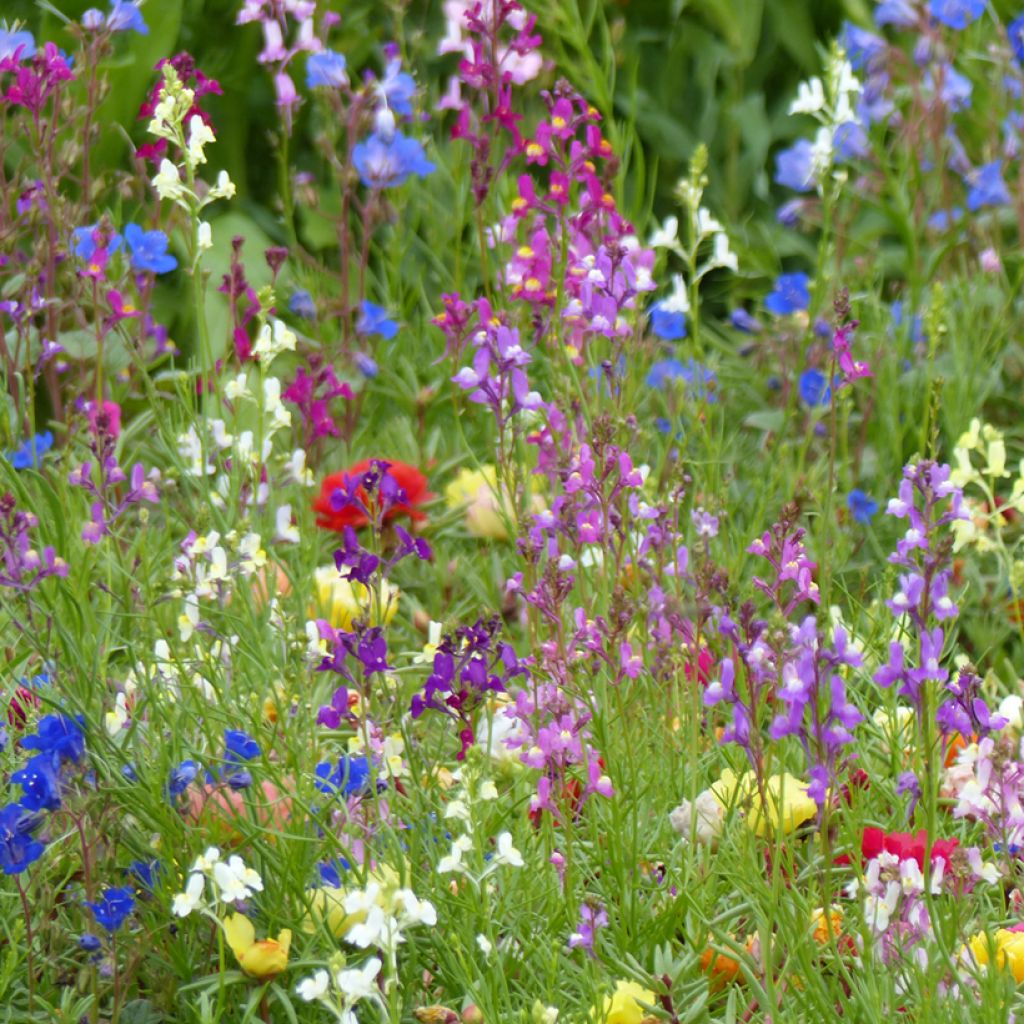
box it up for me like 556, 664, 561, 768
223, 912, 291, 978
314, 460, 432, 531
313, 566, 399, 631
591, 980, 656, 1024
711, 769, 817, 837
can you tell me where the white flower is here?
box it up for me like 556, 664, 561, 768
478, 779, 498, 802
213, 855, 263, 904
477, 934, 493, 956
224, 373, 251, 402
393, 889, 437, 927
171, 872, 206, 917
437, 834, 473, 874
178, 595, 200, 642
295, 969, 330, 1002
335, 956, 381, 1001
491, 831, 524, 868
810, 125, 834, 182
790, 76, 826, 116
444, 799, 471, 823
275, 504, 300, 544
695, 206, 723, 238
152, 159, 186, 202
999, 695, 1024, 730
208, 170, 236, 201
669, 788, 726, 846
284, 448, 314, 486
197, 221, 212, 250
104, 692, 129, 736
345, 905, 387, 948
186, 114, 216, 167
710, 232, 738, 272
659, 273, 690, 315
647, 214, 682, 253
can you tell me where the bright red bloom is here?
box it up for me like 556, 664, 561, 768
861, 827, 959, 869
314, 459, 431, 531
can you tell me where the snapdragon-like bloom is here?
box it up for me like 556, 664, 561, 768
314, 460, 431, 531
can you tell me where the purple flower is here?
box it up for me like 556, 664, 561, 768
12, 753, 63, 811
314, 756, 372, 796
22, 714, 85, 763
648, 303, 687, 340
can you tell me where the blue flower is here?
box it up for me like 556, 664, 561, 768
317, 857, 352, 888
124, 224, 177, 275
5, 431, 54, 470
927, 206, 963, 230
648, 302, 687, 340
12, 753, 63, 812
798, 368, 831, 407
0, 804, 45, 875
289, 289, 317, 319
352, 131, 435, 189
354, 352, 379, 378
167, 759, 198, 799
357, 300, 399, 339
965, 161, 1010, 211
929, 0, 984, 30
875, 0, 917, 26
841, 23, 885, 70
381, 58, 416, 116
106, 0, 148, 34
315, 756, 372, 797
84, 887, 135, 933
835, 121, 869, 161
73, 224, 123, 263
847, 489, 879, 524
926, 63, 972, 110
1010, 16, 1024, 63
730, 308, 762, 334
127, 859, 161, 890
646, 358, 717, 401
774, 139, 816, 192
79, 934, 102, 952
0, 29, 35, 61
307, 50, 348, 89
22, 714, 85, 763
764, 272, 810, 316
206, 730, 260, 790
890, 301, 926, 344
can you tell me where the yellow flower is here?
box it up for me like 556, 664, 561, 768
445, 466, 513, 540
591, 980, 656, 1024
711, 770, 817, 837
312, 567, 399, 631
302, 865, 400, 938
969, 929, 1024, 982
222, 913, 291, 979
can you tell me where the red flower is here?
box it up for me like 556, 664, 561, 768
314, 459, 432, 531
861, 827, 959, 869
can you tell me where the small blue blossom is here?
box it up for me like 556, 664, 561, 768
0, 804, 45, 875
206, 730, 260, 790
5, 431, 54, 470
82, 9, 105, 30
926, 62, 972, 110
12, 753, 63, 812
126, 859, 161, 890
318, 857, 352, 888
22, 714, 86, 763
776, 199, 805, 227
73, 225, 123, 262
307, 50, 348, 89
167, 760, 198, 800
289, 289, 317, 319
835, 121, 869, 161
1010, 16, 1024, 63
0, 29, 35, 61
106, 0, 148, 34
774, 139, 815, 192
891, 301, 926, 344
648, 303, 687, 340
798, 368, 831, 407
124, 224, 177, 275
79, 934, 103, 952
315, 756, 372, 797
646, 358, 717, 401
965, 161, 1011, 211
84, 887, 135, 933
354, 353, 379, 378
380, 58, 416, 116
927, 206, 963, 230
730, 308, 762, 334
353, 131, 435, 188
764, 272, 810, 316
357, 300, 399, 339
847, 489, 879, 524
841, 23, 885, 70
929, 0, 984, 30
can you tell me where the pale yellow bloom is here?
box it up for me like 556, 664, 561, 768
591, 980, 656, 1024
711, 770, 817, 837
313, 567, 399, 631
222, 913, 291, 978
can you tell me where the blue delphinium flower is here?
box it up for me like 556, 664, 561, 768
0, 29, 35, 61
848, 489, 879, 524
315, 756, 372, 797
929, 0, 984, 30
357, 300, 399, 339
85, 887, 135, 932
167, 759, 198, 799
5, 431, 54, 470
774, 139, 816, 192
353, 131, 435, 188
1010, 16, 1024, 63
875, 0, 917, 26
648, 302, 687, 340
307, 50, 348, 89
764, 272, 810, 315
106, 0, 148, 34
0, 804, 45, 875
124, 224, 177, 275
11, 754, 63, 811
289, 289, 317, 319
799, 368, 831, 407
22, 714, 86, 763
965, 161, 1011, 211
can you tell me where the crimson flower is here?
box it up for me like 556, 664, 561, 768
861, 827, 959, 869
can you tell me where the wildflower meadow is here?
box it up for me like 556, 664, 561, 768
8, 0, 1024, 1020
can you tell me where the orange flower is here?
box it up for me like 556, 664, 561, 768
314, 459, 432, 531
